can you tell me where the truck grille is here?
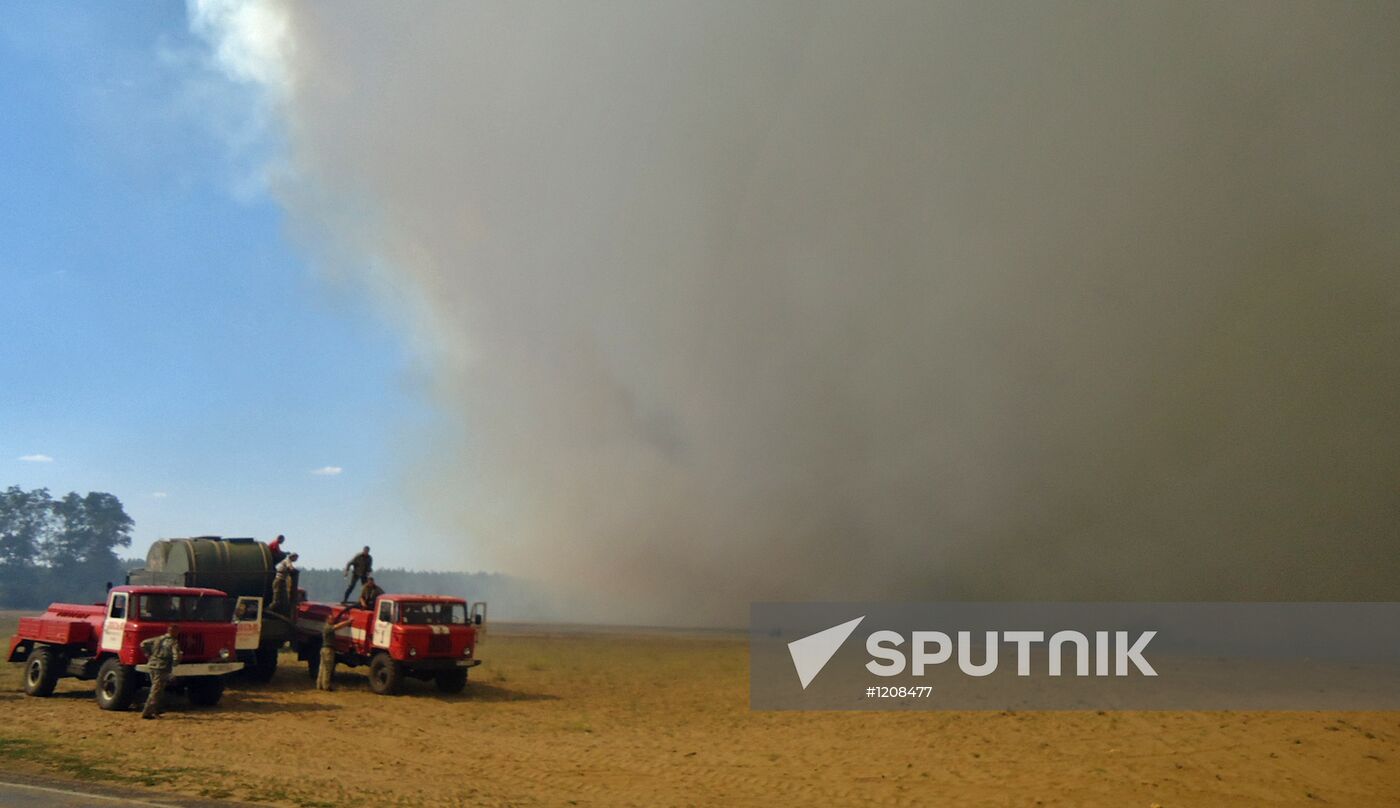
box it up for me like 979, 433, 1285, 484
179, 635, 205, 657
428, 635, 451, 655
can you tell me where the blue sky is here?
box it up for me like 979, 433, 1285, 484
0, 4, 442, 569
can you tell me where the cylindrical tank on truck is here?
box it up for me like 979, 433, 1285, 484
126, 536, 292, 681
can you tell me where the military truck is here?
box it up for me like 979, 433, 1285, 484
296, 595, 484, 694
126, 536, 292, 681
7, 585, 244, 710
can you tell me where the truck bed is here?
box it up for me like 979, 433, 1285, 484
296, 602, 373, 638
16, 603, 105, 646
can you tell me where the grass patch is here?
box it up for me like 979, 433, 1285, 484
0, 734, 216, 791
240, 782, 341, 808
129, 764, 203, 787
0, 734, 121, 782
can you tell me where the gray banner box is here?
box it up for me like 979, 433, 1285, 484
750, 603, 1400, 710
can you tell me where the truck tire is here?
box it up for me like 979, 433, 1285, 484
23, 647, 60, 697
434, 668, 467, 694
305, 641, 321, 681
95, 658, 136, 711
368, 652, 402, 695
246, 643, 279, 683
186, 676, 225, 707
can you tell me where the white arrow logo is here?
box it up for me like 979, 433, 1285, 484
787, 616, 865, 689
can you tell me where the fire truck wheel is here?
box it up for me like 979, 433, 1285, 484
23, 647, 60, 697
304, 641, 322, 680
434, 669, 467, 694
95, 658, 136, 711
368, 652, 402, 695
246, 643, 279, 683
186, 676, 225, 707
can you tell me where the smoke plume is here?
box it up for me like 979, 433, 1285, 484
195, 1, 1400, 624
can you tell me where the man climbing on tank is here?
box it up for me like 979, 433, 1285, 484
268, 534, 287, 563
357, 575, 384, 610
317, 610, 352, 691
342, 545, 373, 603
140, 625, 181, 719
272, 552, 299, 612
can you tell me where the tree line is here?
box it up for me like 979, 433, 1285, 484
2, 484, 578, 621
298, 567, 594, 622
0, 486, 133, 608
117, 561, 573, 622
296, 567, 518, 608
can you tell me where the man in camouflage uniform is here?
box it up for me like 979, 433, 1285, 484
317, 612, 352, 691
342, 546, 373, 603
140, 626, 181, 719
357, 576, 384, 610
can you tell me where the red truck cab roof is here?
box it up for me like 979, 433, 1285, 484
379, 594, 467, 603
108, 585, 229, 598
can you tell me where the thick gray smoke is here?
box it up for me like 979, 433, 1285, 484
200, 2, 1399, 624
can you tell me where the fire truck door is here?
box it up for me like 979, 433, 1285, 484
234, 596, 263, 652
372, 600, 394, 649
100, 592, 128, 653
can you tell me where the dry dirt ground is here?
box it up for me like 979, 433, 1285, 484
1, 614, 1397, 807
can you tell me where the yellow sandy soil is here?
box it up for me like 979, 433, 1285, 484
0, 615, 1397, 807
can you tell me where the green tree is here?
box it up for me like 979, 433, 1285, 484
0, 486, 54, 607
0, 487, 134, 607
46, 492, 133, 602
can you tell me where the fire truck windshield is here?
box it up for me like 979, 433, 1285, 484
137, 594, 234, 622
398, 602, 467, 626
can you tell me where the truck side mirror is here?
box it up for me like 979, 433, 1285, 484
473, 614, 483, 626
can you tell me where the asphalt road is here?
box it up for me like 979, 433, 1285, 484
0, 773, 245, 807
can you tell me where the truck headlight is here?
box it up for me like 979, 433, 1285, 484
409, 647, 418, 657
219, 648, 231, 660
463, 646, 472, 658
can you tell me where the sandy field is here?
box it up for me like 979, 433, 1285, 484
0, 613, 1397, 807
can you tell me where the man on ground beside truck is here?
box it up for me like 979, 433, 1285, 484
140, 626, 182, 719
342, 546, 373, 603
357, 576, 384, 609
317, 612, 352, 691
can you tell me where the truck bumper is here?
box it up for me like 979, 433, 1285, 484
136, 661, 244, 677
404, 658, 482, 673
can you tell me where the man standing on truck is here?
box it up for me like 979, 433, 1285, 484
357, 576, 384, 610
272, 552, 299, 612
342, 546, 373, 603
140, 626, 182, 719
317, 611, 352, 691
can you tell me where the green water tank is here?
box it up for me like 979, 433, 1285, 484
142, 536, 276, 600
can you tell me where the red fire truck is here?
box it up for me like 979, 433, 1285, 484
6, 585, 244, 710
295, 595, 484, 695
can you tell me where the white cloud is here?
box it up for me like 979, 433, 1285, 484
151, 491, 169, 499
310, 466, 343, 476
180, 0, 295, 201
187, 0, 294, 96
18, 454, 53, 463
